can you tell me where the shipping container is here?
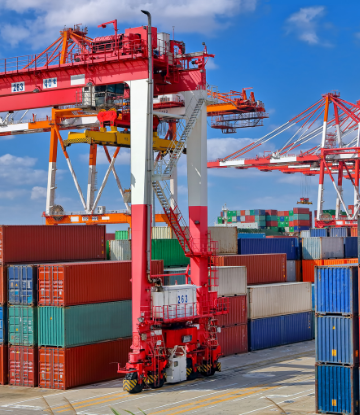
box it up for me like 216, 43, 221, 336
302, 259, 323, 282
312, 311, 315, 339
237, 233, 265, 239
217, 295, 247, 327
217, 324, 248, 357
312, 283, 315, 311
351, 227, 357, 237
302, 237, 344, 260
247, 282, 312, 319
211, 254, 286, 285
294, 208, 310, 214
265, 210, 278, 215
310, 228, 328, 237
106, 233, 115, 241
315, 265, 358, 315
316, 364, 359, 415
38, 301, 132, 347
0, 345, 7, 385
38, 261, 132, 306
330, 227, 349, 237
39, 338, 131, 389
151, 227, 173, 239
0, 306, 6, 344
286, 260, 296, 282
208, 226, 237, 254
238, 238, 298, 260
9, 345, 38, 387
152, 239, 190, 267
0, 265, 6, 305
8, 265, 37, 306
323, 258, 358, 266
109, 240, 131, 261
248, 312, 313, 351
0, 225, 105, 263
163, 268, 187, 285
344, 237, 357, 258
115, 230, 129, 240
211, 266, 247, 297
295, 260, 302, 281
315, 315, 359, 365
8, 306, 37, 346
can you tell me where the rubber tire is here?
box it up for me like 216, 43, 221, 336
202, 367, 216, 377
128, 382, 144, 394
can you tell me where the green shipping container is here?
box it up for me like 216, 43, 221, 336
279, 222, 285, 227
217, 217, 223, 224
284, 216, 289, 221
227, 218, 232, 223
106, 240, 110, 260
152, 239, 190, 268
250, 210, 255, 215
115, 230, 129, 240
289, 211, 294, 216
293, 214, 309, 220
266, 215, 278, 221
9, 305, 37, 346
268, 227, 279, 231
38, 301, 132, 347
290, 227, 294, 232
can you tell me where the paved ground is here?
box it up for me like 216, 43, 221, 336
0, 341, 316, 415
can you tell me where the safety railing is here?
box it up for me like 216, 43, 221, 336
152, 302, 199, 322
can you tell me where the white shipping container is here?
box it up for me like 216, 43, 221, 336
245, 210, 250, 215
211, 266, 247, 297
152, 285, 198, 319
241, 216, 246, 222
300, 230, 311, 238
286, 260, 296, 282
208, 226, 237, 254
247, 282, 312, 319
152, 226, 174, 239
232, 216, 237, 222
302, 237, 344, 260
237, 223, 259, 229
109, 240, 132, 261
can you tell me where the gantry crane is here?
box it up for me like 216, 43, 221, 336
208, 92, 360, 228
0, 12, 229, 392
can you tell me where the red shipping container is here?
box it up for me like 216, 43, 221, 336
309, 211, 313, 228
0, 225, 105, 264
245, 216, 255, 222
211, 254, 286, 285
9, 346, 38, 387
0, 345, 7, 385
302, 259, 323, 282
39, 338, 131, 390
0, 265, 6, 304
266, 221, 278, 226
265, 210, 278, 215
278, 211, 285, 216
295, 260, 302, 281
240, 210, 246, 216
106, 233, 115, 240
293, 220, 310, 226
217, 295, 247, 327
217, 324, 248, 356
293, 208, 309, 214
151, 259, 164, 276
289, 221, 294, 226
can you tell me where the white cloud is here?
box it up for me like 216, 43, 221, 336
0, 154, 46, 187
0, 189, 29, 200
31, 186, 47, 200
0, 0, 257, 48
285, 6, 332, 47
207, 137, 253, 161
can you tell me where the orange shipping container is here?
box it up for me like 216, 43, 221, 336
0, 345, 8, 385
323, 259, 358, 266
351, 228, 358, 237
302, 260, 323, 282
295, 260, 302, 281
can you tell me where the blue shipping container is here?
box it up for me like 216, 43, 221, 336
237, 233, 266, 239
330, 227, 349, 237
8, 265, 37, 305
0, 306, 7, 343
310, 228, 328, 237
237, 238, 298, 260
312, 283, 315, 311
248, 312, 312, 351
344, 237, 357, 259
236, 216, 240, 222
315, 315, 359, 365
312, 312, 315, 339
315, 266, 358, 315
316, 365, 359, 415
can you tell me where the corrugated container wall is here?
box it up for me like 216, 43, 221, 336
0, 306, 6, 344
286, 260, 296, 282
109, 240, 131, 261
247, 282, 312, 319
115, 230, 128, 240
237, 233, 265, 239
310, 228, 328, 237
316, 365, 359, 415
302, 237, 344, 260
38, 301, 132, 347
217, 295, 247, 327
0, 265, 6, 304
0, 345, 7, 385
211, 254, 286, 285
38, 261, 132, 306
300, 230, 311, 238
330, 227, 349, 237
8, 306, 37, 346
39, 338, 132, 389
152, 239, 190, 267
238, 238, 298, 260
211, 266, 247, 297
344, 237, 357, 258
9, 345, 38, 387
302, 259, 323, 282
315, 265, 358, 315
8, 265, 37, 305
315, 315, 359, 365
0, 225, 106, 263
248, 312, 313, 351
208, 226, 237, 254
152, 227, 174, 239
217, 325, 248, 356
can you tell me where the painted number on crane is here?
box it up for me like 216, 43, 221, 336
178, 295, 188, 304
11, 82, 25, 93
43, 78, 57, 89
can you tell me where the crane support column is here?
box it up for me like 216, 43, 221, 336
86, 144, 97, 213
321, 95, 330, 148
46, 125, 58, 215
354, 124, 360, 208
336, 161, 344, 219
169, 122, 178, 210
317, 157, 325, 221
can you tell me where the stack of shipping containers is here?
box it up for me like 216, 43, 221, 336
315, 265, 359, 414
0, 262, 6, 386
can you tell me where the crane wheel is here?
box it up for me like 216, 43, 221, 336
186, 358, 197, 380
201, 362, 216, 377
123, 372, 143, 394
146, 371, 165, 389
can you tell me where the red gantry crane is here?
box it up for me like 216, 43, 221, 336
208, 92, 360, 228
0, 12, 229, 393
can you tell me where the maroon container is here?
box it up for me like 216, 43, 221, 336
218, 324, 248, 357
9, 346, 38, 387
151, 260, 164, 276
106, 233, 115, 241
293, 207, 309, 214
265, 210, 278, 215
0, 265, 7, 304
0, 345, 7, 385
266, 221, 278, 226
211, 254, 286, 285
0, 225, 106, 264
39, 338, 132, 389
217, 295, 247, 327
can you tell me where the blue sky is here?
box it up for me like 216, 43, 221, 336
0, 0, 359, 230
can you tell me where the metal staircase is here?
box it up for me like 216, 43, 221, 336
152, 96, 205, 255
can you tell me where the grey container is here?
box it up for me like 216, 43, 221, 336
38, 301, 132, 347
302, 237, 344, 260
286, 260, 296, 282
109, 240, 131, 261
